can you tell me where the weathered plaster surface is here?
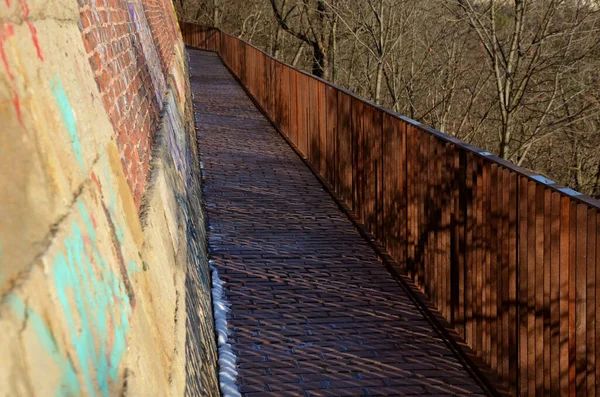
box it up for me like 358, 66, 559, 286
0, 0, 219, 395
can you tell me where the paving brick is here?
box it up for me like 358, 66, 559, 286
189, 49, 486, 397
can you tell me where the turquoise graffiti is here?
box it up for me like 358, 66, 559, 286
8, 199, 133, 396
6, 295, 79, 396
128, 259, 142, 275
52, 200, 132, 396
51, 74, 84, 169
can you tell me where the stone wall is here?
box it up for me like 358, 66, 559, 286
0, 0, 219, 395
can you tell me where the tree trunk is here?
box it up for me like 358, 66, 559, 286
291, 43, 304, 66
592, 162, 600, 199
498, 121, 512, 159
498, 110, 513, 160
375, 61, 384, 103
212, 0, 221, 27
273, 26, 283, 58
312, 44, 329, 80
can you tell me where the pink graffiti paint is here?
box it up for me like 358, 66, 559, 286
19, 0, 28, 16
5, 0, 9, 7
27, 22, 43, 61
0, 38, 13, 79
12, 93, 22, 124
14, 0, 43, 61
91, 172, 103, 192
0, 24, 22, 125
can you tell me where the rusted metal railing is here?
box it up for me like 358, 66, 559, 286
180, 21, 600, 396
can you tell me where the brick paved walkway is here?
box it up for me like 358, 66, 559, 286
189, 49, 487, 397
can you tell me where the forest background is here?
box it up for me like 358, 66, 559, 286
176, 0, 600, 198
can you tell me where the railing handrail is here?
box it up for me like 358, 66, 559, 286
181, 21, 600, 210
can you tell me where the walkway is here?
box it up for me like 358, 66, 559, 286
189, 49, 487, 397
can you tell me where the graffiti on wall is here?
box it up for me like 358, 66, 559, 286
7, 294, 79, 395
51, 75, 84, 169
14, 0, 43, 61
0, 23, 21, 124
0, 0, 219, 392
7, 193, 138, 396
1, 0, 44, 125
164, 93, 187, 180
52, 200, 132, 396
126, 1, 166, 106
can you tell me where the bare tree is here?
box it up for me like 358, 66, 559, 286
453, 0, 600, 160
177, 0, 600, 198
269, 0, 338, 79
330, 0, 417, 103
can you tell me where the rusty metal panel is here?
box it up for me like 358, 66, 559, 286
382, 115, 406, 268
325, 85, 337, 188
336, 92, 353, 207
308, 78, 319, 167
317, 82, 327, 175
289, 70, 299, 147
406, 122, 418, 280
587, 208, 597, 397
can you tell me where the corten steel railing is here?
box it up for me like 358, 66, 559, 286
180, 21, 600, 396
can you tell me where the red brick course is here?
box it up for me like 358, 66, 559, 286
191, 49, 488, 397
78, 0, 180, 207
142, 0, 179, 76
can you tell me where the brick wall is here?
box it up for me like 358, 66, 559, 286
78, 0, 177, 208
143, 0, 180, 76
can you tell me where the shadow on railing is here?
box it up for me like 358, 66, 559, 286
179, 21, 600, 397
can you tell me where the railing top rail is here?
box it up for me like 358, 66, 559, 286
181, 21, 600, 209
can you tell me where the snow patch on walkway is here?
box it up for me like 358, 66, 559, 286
210, 260, 241, 397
